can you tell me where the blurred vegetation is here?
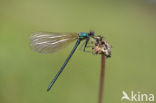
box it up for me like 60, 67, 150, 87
0, 0, 156, 103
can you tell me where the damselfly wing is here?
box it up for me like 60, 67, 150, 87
30, 32, 78, 53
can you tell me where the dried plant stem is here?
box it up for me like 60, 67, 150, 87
98, 54, 106, 103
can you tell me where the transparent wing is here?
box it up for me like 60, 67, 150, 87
30, 32, 78, 53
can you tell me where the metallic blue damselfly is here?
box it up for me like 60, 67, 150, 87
30, 31, 95, 91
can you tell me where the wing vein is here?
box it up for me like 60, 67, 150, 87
30, 32, 78, 53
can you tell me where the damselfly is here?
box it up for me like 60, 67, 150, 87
30, 31, 95, 91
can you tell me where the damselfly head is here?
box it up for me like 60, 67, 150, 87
89, 30, 95, 37
92, 36, 112, 57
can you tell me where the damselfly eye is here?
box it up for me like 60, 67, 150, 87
89, 31, 95, 36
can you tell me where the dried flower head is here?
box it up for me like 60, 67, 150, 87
92, 36, 112, 57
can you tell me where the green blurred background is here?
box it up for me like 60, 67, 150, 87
0, 0, 156, 103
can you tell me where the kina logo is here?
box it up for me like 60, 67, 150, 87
121, 90, 154, 102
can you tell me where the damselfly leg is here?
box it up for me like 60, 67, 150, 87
83, 37, 90, 51
79, 37, 96, 54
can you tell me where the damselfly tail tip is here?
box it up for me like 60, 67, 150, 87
47, 87, 51, 92
47, 83, 54, 92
